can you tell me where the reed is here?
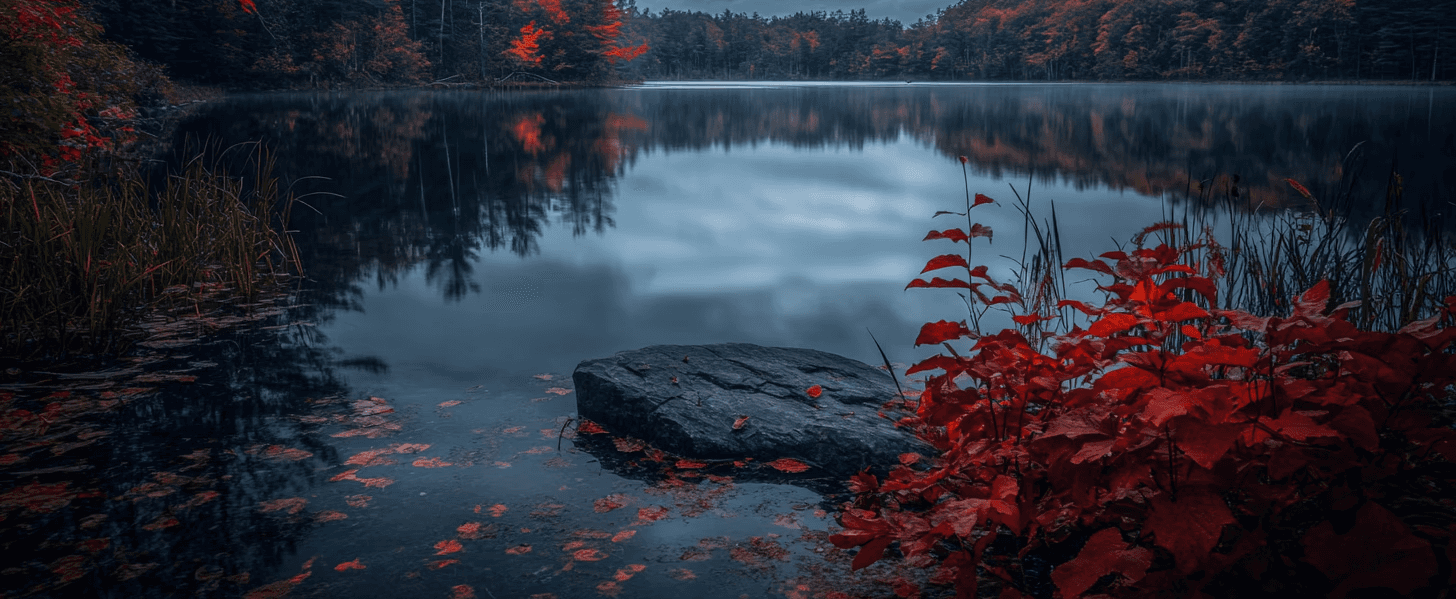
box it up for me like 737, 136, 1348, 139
0, 143, 300, 358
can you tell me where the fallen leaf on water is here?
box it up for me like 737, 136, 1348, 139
437, 400, 462, 408
577, 420, 608, 434
488, 504, 508, 517
434, 540, 463, 555
114, 562, 158, 581
596, 581, 622, 596
412, 457, 453, 468
330, 470, 360, 482
706, 474, 733, 484
142, 516, 179, 531
391, 443, 431, 453
50, 554, 86, 583
344, 449, 396, 467
177, 490, 220, 509
449, 585, 475, 599
458, 522, 493, 539
333, 559, 365, 572
521, 446, 553, 455
263, 446, 313, 461
675, 459, 707, 469
765, 458, 810, 473
635, 506, 670, 524
545, 387, 572, 395
562, 540, 588, 552
533, 374, 553, 380
79, 514, 107, 529
503, 426, 525, 434
345, 495, 372, 508
244, 569, 312, 599
573, 548, 608, 561
355, 476, 394, 488
612, 437, 646, 453
0, 481, 75, 513
679, 548, 711, 561
611, 530, 636, 543
430, 560, 460, 570
806, 385, 823, 398
78, 538, 110, 553
732, 415, 749, 430
352, 397, 394, 416
593, 494, 629, 513
613, 564, 647, 581
572, 529, 612, 539
259, 498, 308, 515
505, 544, 532, 555
669, 568, 696, 580
773, 514, 801, 529
315, 510, 348, 522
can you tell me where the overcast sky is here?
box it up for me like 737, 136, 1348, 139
635, 0, 952, 26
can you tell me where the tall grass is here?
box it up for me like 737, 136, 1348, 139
1002, 168, 1456, 340
1, 143, 300, 358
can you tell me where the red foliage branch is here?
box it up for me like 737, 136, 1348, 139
833, 199, 1456, 598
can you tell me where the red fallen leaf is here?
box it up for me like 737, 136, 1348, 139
78, 538, 110, 553
412, 457, 453, 468
503, 426, 526, 434
177, 490, 220, 509
263, 445, 313, 461
1286, 178, 1313, 199
773, 514, 801, 529
533, 374, 553, 380
706, 474, 733, 484
732, 415, 749, 430
49, 554, 86, 583
0, 481, 75, 513
675, 459, 707, 469
437, 400, 462, 408
545, 387, 572, 395
505, 544, 532, 555
391, 443, 431, 453
344, 449, 396, 467
356, 476, 394, 488
489, 504, 509, 517
142, 516, 179, 531
636, 506, 670, 524
458, 522, 487, 539
449, 585, 476, 599
352, 398, 394, 416
596, 581, 623, 597
594, 494, 630, 513
1051, 527, 1153, 598
333, 559, 366, 572
562, 540, 589, 552
434, 540, 464, 555
259, 498, 308, 515
612, 437, 646, 453
669, 568, 696, 580
431, 559, 460, 570
765, 458, 810, 473
613, 564, 647, 581
611, 530, 636, 542
345, 495, 372, 508
315, 510, 348, 522
114, 562, 158, 581
573, 548, 608, 561
578, 420, 608, 434
805, 385, 823, 398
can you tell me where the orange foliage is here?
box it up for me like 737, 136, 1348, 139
539, 0, 570, 24
506, 21, 549, 67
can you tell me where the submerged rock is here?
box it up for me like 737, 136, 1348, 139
572, 343, 930, 480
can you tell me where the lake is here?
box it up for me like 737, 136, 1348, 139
2, 82, 1452, 598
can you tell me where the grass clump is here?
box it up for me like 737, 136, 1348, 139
1, 143, 301, 358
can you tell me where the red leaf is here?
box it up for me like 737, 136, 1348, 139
635, 506, 670, 523
1170, 420, 1243, 470
238, 0, 257, 13
449, 585, 475, 599
924, 229, 969, 243
973, 193, 994, 207
765, 458, 810, 473
1086, 313, 1140, 337
1286, 178, 1313, 199
732, 415, 750, 430
914, 320, 976, 346
1270, 409, 1339, 442
921, 254, 970, 274
578, 419, 608, 434
573, 548, 608, 561
905, 277, 973, 291
434, 540, 463, 555
1063, 257, 1114, 276
1293, 280, 1330, 318
1154, 302, 1210, 323
852, 536, 892, 571
333, 559, 365, 572
1051, 528, 1152, 598
1142, 491, 1234, 573
806, 385, 823, 398
1302, 502, 1437, 598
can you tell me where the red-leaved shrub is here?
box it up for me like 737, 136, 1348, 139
832, 192, 1456, 598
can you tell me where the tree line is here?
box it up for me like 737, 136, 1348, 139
618, 0, 1452, 81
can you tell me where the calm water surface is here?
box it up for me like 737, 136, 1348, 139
2, 82, 1452, 598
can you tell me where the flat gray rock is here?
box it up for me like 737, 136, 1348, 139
572, 343, 930, 479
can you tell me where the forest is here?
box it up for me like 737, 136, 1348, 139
76, 0, 1455, 88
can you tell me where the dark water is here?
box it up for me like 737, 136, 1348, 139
2, 82, 1453, 599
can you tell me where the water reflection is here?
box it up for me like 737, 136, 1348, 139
173, 84, 1455, 310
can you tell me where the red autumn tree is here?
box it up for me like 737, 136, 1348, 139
505, 20, 549, 68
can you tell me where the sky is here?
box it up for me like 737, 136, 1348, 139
634, 0, 952, 26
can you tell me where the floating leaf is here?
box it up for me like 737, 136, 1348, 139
434, 540, 464, 555
613, 564, 647, 581
333, 559, 366, 572
765, 458, 810, 473
533, 374, 553, 380
732, 415, 749, 430
449, 585, 476, 599
345, 495, 372, 508
262, 445, 313, 461
430, 559, 460, 570
806, 385, 823, 398
437, 400, 462, 408
489, 504, 508, 517
503, 426, 525, 434
596, 581, 622, 597
578, 420, 608, 434
259, 498, 308, 515
505, 544, 532, 555
675, 459, 707, 469
412, 457, 453, 468
636, 506, 670, 524
573, 548, 608, 561
545, 387, 573, 395
594, 494, 630, 513
458, 522, 489, 539
612, 437, 646, 453
315, 510, 348, 522
611, 530, 636, 543
669, 568, 696, 580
